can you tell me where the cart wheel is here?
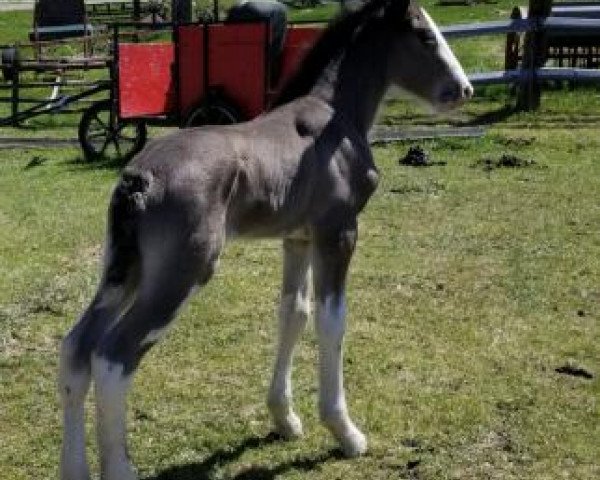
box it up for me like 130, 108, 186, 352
185, 98, 242, 127
1, 47, 19, 82
78, 100, 147, 162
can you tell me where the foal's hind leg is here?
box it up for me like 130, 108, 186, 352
59, 280, 133, 480
91, 243, 213, 480
312, 225, 367, 457
268, 238, 311, 439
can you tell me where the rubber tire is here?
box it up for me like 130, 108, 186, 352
185, 98, 242, 128
78, 100, 147, 162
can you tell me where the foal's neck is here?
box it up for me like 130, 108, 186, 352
311, 28, 391, 136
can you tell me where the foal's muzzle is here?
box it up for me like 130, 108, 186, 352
432, 79, 474, 113
439, 81, 474, 105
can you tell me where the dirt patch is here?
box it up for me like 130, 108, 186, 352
389, 179, 446, 196
401, 438, 435, 454
24, 156, 48, 170
399, 146, 446, 167
472, 154, 540, 171
555, 363, 594, 380
0, 137, 78, 149
492, 135, 536, 148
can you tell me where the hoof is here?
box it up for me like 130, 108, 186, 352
273, 411, 304, 440
321, 412, 368, 458
101, 459, 138, 480
339, 428, 368, 458
60, 465, 91, 480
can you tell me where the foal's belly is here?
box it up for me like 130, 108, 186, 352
227, 206, 311, 240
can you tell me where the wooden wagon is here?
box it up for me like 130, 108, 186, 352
78, 16, 322, 161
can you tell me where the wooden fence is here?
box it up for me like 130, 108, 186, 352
440, 0, 600, 109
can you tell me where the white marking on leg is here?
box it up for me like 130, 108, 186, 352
59, 339, 91, 480
316, 295, 367, 457
92, 355, 137, 480
268, 291, 310, 439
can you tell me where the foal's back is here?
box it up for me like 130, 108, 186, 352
125, 96, 368, 238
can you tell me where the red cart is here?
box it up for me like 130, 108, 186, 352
78, 18, 321, 161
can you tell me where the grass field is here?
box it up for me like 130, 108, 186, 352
1, 2, 599, 480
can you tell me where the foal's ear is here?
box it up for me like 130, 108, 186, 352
384, 0, 410, 19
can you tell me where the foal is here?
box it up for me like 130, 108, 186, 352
59, 1, 472, 479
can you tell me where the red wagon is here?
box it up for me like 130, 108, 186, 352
78, 17, 322, 161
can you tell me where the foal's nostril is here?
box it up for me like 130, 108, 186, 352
439, 82, 473, 104
439, 84, 461, 103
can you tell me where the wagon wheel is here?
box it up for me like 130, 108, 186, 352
78, 100, 147, 162
184, 98, 243, 128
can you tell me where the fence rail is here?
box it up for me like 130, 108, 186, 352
440, 0, 600, 109
441, 16, 600, 38
440, 19, 533, 38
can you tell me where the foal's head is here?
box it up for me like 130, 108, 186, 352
382, 0, 473, 111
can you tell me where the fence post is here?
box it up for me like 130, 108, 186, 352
133, 0, 141, 22
516, 0, 553, 110
171, 0, 192, 23
10, 45, 20, 126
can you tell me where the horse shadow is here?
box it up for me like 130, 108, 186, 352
461, 104, 518, 127
143, 432, 344, 480
64, 155, 128, 171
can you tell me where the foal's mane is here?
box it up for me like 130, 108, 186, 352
271, 0, 405, 108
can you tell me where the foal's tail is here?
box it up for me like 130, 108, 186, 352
102, 168, 154, 288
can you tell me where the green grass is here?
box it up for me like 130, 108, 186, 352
0, 10, 30, 45
1, 3, 600, 480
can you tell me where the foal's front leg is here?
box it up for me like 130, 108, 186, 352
312, 226, 367, 457
268, 238, 311, 439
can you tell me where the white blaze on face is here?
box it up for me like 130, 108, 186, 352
420, 7, 473, 99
